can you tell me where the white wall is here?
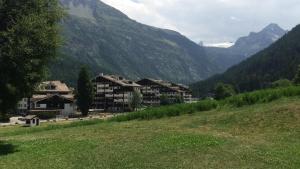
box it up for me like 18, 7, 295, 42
63, 103, 75, 115
18, 98, 28, 110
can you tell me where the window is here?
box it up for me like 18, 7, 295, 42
26, 120, 30, 124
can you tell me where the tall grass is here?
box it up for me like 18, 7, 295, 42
109, 100, 218, 122
222, 86, 300, 107
110, 86, 300, 122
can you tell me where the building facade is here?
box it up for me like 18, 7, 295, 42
136, 79, 193, 106
92, 74, 141, 112
17, 81, 76, 116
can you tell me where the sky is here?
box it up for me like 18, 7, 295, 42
101, 0, 300, 44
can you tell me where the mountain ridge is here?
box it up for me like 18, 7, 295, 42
205, 23, 287, 72
191, 24, 300, 97
50, 0, 220, 85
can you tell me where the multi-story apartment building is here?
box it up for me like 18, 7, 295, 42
136, 79, 193, 106
92, 74, 141, 112
17, 81, 76, 116
169, 83, 193, 103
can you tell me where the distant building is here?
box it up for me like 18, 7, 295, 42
136, 79, 192, 106
17, 81, 76, 116
170, 83, 193, 103
92, 74, 141, 112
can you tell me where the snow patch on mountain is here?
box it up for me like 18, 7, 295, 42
204, 42, 235, 48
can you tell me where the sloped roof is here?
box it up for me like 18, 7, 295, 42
97, 75, 141, 87
32, 94, 74, 103
36, 81, 72, 93
25, 115, 38, 120
138, 78, 191, 93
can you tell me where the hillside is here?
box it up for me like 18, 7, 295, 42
205, 24, 287, 71
1, 96, 300, 168
191, 24, 300, 97
49, 0, 220, 85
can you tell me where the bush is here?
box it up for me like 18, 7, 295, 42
222, 86, 300, 107
214, 83, 236, 100
293, 65, 300, 85
271, 79, 292, 88
0, 113, 10, 123
110, 100, 218, 122
111, 86, 300, 123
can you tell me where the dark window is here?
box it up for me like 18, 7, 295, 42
26, 120, 30, 124
32, 119, 35, 124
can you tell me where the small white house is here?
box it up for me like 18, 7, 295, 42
24, 115, 40, 127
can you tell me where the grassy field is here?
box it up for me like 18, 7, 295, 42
1, 97, 300, 169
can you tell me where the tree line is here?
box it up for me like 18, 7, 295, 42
213, 65, 300, 100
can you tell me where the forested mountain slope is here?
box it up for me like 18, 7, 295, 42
50, 0, 220, 85
191, 24, 300, 97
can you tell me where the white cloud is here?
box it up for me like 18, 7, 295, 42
101, 0, 300, 43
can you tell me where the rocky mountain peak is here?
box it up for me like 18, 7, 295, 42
262, 23, 286, 34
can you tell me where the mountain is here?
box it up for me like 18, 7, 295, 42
205, 23, 287, 72
191, 24, 300, 97
50, 0, 220, 85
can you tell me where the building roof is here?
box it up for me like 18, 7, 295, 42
31, 94, 75, 103
97, 74, 141, 87
36, 81, 72, 93
25, 115, 38, 120
138, 78, 191, 93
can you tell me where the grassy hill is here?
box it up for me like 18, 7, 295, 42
1, 87, 300, 168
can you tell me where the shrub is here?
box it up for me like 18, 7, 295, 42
214, 83, 236, 100
110, 100, 218, 122
0, 113, 10, 123
223, 86, 300, 107
271, 79, 292, 88
160, 94, 171, 105
293, 65, 300, 85
111, 86, 300, 123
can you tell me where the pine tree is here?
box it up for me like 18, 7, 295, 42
77, 66, 94, 116
0, 0, 64, 115
293, 65, 300, 85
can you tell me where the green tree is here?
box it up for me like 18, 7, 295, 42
0, 0, 64, 116
214, 83, 236, 100
174, 95, 184, 104
77, 66, 94, 116
271, 79, 292, 88
160, 94, 171, 106
293, 65, 300, 85
129, 90, 142, 111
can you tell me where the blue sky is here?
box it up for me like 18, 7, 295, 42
101, 0, 300, 44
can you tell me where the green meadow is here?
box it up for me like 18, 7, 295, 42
1, 87, 300, 169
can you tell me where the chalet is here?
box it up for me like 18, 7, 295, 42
136, 79, 193, 106
92, 74, 141, 112
18, 81, 76, 116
